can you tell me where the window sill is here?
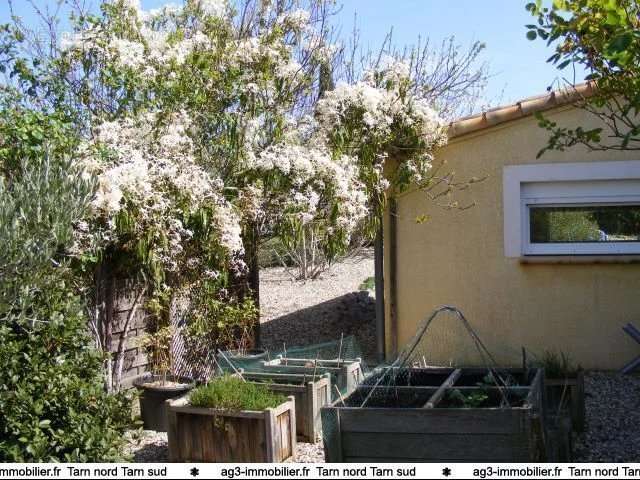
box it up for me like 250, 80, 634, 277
519, 255, 640, 265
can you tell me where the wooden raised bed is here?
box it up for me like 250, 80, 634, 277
321, 367, 546, 462
166, 394, 296, 462
544, 370, 585, 433
260, 356, 363, 398
241, 371, 331, 442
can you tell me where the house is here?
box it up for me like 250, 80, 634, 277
377, 83, 640, 369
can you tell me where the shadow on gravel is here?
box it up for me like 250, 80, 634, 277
131, 442, 168, 462
259, 291, 377, 364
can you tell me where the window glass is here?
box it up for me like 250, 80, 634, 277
530, 205, 640, 243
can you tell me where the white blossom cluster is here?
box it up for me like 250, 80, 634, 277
315, 55, 448, 185
76, 112, 244, 273
62, 1, 450, 287
254, 144, 368, 240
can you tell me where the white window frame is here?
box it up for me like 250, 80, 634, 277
503, 161, 640, 257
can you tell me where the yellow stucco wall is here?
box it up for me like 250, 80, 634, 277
383, 105, 640, 369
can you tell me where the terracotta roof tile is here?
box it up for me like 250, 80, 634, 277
447, 82, 596, 139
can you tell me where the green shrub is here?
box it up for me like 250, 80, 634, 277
0, 108, 134, 461
359, 276, 375, 291
0, 285, 134, 461
190, 376, 286, 411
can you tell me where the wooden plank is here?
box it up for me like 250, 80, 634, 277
189, 413, 204, 462
307, 380, 317, 442
262, 364, 342, 373
271, 409, 282, 463
179, 413, 193, 461
341, 432, 531, 461
374, 229, 386, 364
355, 385, 440, 392
242, 371, 324, 382
265, 357, 361, 367
423, 369, 462, 408
264, 408, 275, 462
278, 410, 291, 461
201, 415, 215, 462
251, 381, 306, 393
288, 396, 297, 461
171, 405, 265, 419
338, 407, 525, 434
166, 400, 179, 462
388, 197, 398, 357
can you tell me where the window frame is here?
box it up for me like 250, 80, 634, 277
503, 161, 640, 258
521, 197, 640, 255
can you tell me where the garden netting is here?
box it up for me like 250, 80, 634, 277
214, 335, 371, 401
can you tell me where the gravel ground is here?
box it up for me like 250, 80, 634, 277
126, 431, 325, 462
259, 249, 376, 362
574, 371, 640, 462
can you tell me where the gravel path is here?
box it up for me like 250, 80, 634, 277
259, 249, 376, 362
574, 371, 640, 462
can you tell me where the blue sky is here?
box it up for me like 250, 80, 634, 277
1, 0, 586, 108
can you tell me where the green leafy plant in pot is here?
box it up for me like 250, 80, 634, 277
134, 317, 195, 431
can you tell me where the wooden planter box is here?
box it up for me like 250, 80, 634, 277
241, 371, 331, 442
260, 357, 363, 399
544, 370, 585, 433
321, 367, 546, 462
166, 394, 296, 462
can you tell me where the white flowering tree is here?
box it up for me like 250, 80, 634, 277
4, 0, 473, 388
50, 0, 359, 387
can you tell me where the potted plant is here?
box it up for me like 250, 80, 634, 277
134, 325, 195, 432
167, 375, 296, 462
540, 350, 585, 433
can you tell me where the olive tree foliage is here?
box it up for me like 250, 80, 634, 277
0, 105, 133, 461
526, 0, 640, 155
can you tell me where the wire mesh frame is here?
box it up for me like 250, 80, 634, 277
359, 305, 517, 408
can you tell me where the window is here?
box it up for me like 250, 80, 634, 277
503, 161, 640, 257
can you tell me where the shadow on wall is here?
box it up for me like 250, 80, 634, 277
259, 291, 377, 363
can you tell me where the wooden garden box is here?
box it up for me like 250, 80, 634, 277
321, 367, 546, 462
241, 371, 331, 442
260, 356, 363, 398
166, 394, 296, 462
544, 370, 585, 433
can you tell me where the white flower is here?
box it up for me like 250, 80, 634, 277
199, 0, 226, 18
